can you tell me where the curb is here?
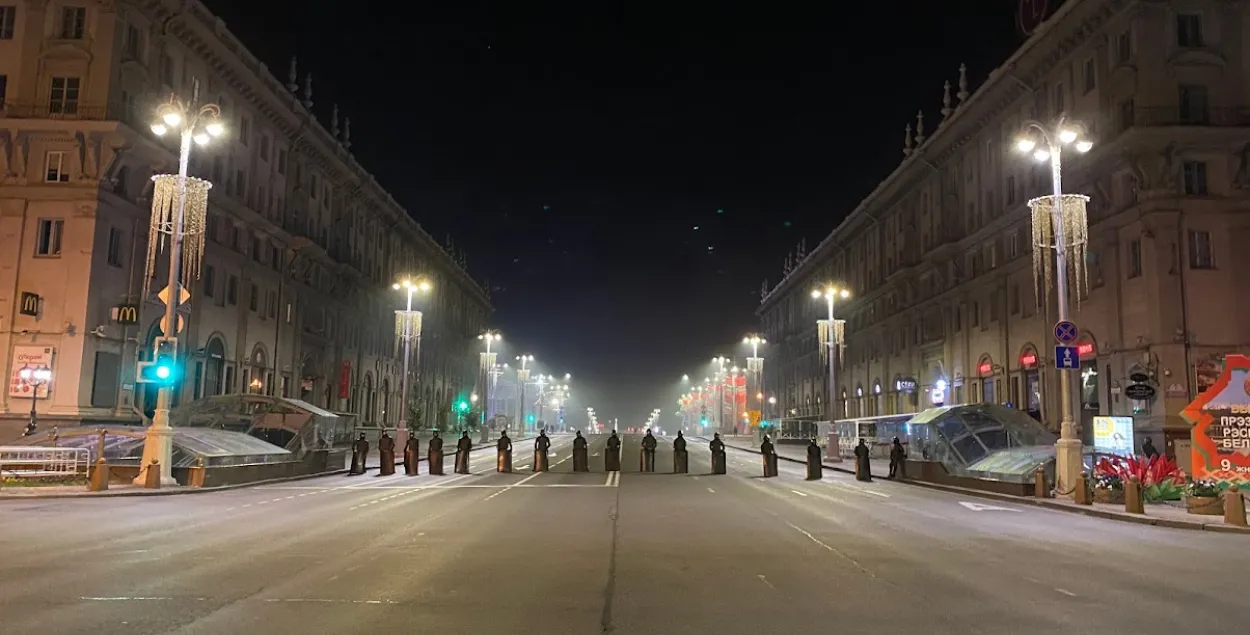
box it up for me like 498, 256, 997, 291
721, 441, 1250, 535
0, 436, 543, 501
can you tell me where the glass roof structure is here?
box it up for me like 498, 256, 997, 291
902, 404, 1059, 483
13, 396, 348, 468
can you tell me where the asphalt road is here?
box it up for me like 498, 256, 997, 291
1, 433, 1245, 634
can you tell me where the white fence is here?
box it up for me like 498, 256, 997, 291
0, 446, 90, 479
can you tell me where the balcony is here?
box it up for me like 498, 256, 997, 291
0, 102, 112, 120
1119, 106, 1250, 133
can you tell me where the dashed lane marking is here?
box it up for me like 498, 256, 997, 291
790, 490, 808, 497
707, 488, 715, 494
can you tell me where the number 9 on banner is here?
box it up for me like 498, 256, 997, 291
1222, 459, 1233, 471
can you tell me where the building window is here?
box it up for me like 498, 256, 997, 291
1053, 83, 1065, 115
227, 275, 239, 305
0, 6, 13, 39
0, 74, 7, 104
123, 23, 142, 59
1118, 99, 1135, 131
45, 151, 70, 182
1179, 85, 1209, 124
1007, 230, 1019, 259
276, 149, 287, 175
1127, 239, 1142, 278
159, 51, 175, 87
106, 226, 123, 267
48, 77, 80, 115
204, 265, 216, 297
1083, 57, 1096, 94
239, 116, 251, 146
1115, 30, 1132, 64
259, 135, 270, 161
1182, 161, 1208, 195
1188, 230, 1214, 269
1010, 284, 1021, 314
1176, 14, 1203, 48
249, 283, 259, 311
970, 301, 980, 328
59, 6, 86, 39
35, 219, 64, 257
267, 290, 278, 318
1005, 175, 1016, 205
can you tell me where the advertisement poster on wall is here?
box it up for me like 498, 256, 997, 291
1183, 354, 1250, 488
1092, 416, 1134, 457
8, 346, 55, 399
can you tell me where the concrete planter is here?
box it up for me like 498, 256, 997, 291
1186, 494, 1223, 516
1093, 487, 1124, 505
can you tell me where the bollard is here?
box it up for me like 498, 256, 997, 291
187, 456, 206, 488
143, 459, 161, 490
88, 457, 110, 492
1124, 477, 1145, 514
1074, 471, 1092, 505
1225, 485, 1248, 527
673, 449, 689, 474
497, 448, 513, 473
1034, 468, 1048, 498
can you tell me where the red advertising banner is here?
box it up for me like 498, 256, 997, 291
1184, 354, 1250, 488
338, 361, 352, 399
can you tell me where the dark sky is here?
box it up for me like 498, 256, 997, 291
208, 0, 1033, 425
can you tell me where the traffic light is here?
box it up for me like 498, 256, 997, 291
137, 337, 179, 386
526, 414, 535, 423
456, 400, 470, 413
700, 417, 708, 424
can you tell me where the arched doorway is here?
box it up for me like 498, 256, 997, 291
362, 373, 375, 422
381, 378, 391, 425
248, 345, 268, 394
977, 355, 995, 403
204, 338, 227, 398
872, 378, 883, 416
1018, 344, 1042, 421
300, 353, 319, 404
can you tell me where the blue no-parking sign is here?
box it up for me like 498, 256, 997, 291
1054, 320, 1079, 345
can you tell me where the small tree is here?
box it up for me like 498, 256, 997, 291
462, 411, 481, 432
406, 401, 426, 432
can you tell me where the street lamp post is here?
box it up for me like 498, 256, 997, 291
477, 331, 501, 431
393, 277, 431, 447
711, 356, 729, 434
812, 285, 850, 425
1016, 116, 1094, 499
515, 354, 533, 432
18, 365, 52, 436
743, 334, 766, 431
138, 86, 224, 487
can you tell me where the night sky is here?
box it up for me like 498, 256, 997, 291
208, 0, 1031, 425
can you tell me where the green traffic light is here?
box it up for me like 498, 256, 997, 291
526, 414, 535, 423
155, 365, 171, 379
457, 401, 469, 412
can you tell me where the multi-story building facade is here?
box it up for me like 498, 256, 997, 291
0, 0, 491, 441
759, 0, 1250, 457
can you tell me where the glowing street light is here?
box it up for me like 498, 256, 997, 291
17, 365, 52, 436
812, 284, 851, 423
137, 85, 224, 487
1015, 115, 1095, 499
393, 276, 432, 444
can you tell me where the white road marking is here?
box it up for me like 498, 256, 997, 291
604, 473, 614, 487
958, 501, 1022, 512
707, 487, 715, 494
785, 521, 875, 578
790, 490, 808, 497
484, 471, 542, 501
81, 597, 209, 602
757, 574, 776, 590
1055, 588, 1078, 597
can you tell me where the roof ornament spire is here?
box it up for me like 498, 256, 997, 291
287, 57, 299, 93
914, 111, 927, 145
903, 122, 914, 157
343, 117, 352, 150
941, 80, 953, 119
957, 63, 970, 103
330, 104, 340, 139
303, 73, 314, 109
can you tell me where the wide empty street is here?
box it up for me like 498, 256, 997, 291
1, 433, 1244, 634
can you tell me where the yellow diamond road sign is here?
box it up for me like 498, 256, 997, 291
157, 284, 191, 307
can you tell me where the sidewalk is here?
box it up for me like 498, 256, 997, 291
0, 434, 538, 500
721, 438, 1250, 534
